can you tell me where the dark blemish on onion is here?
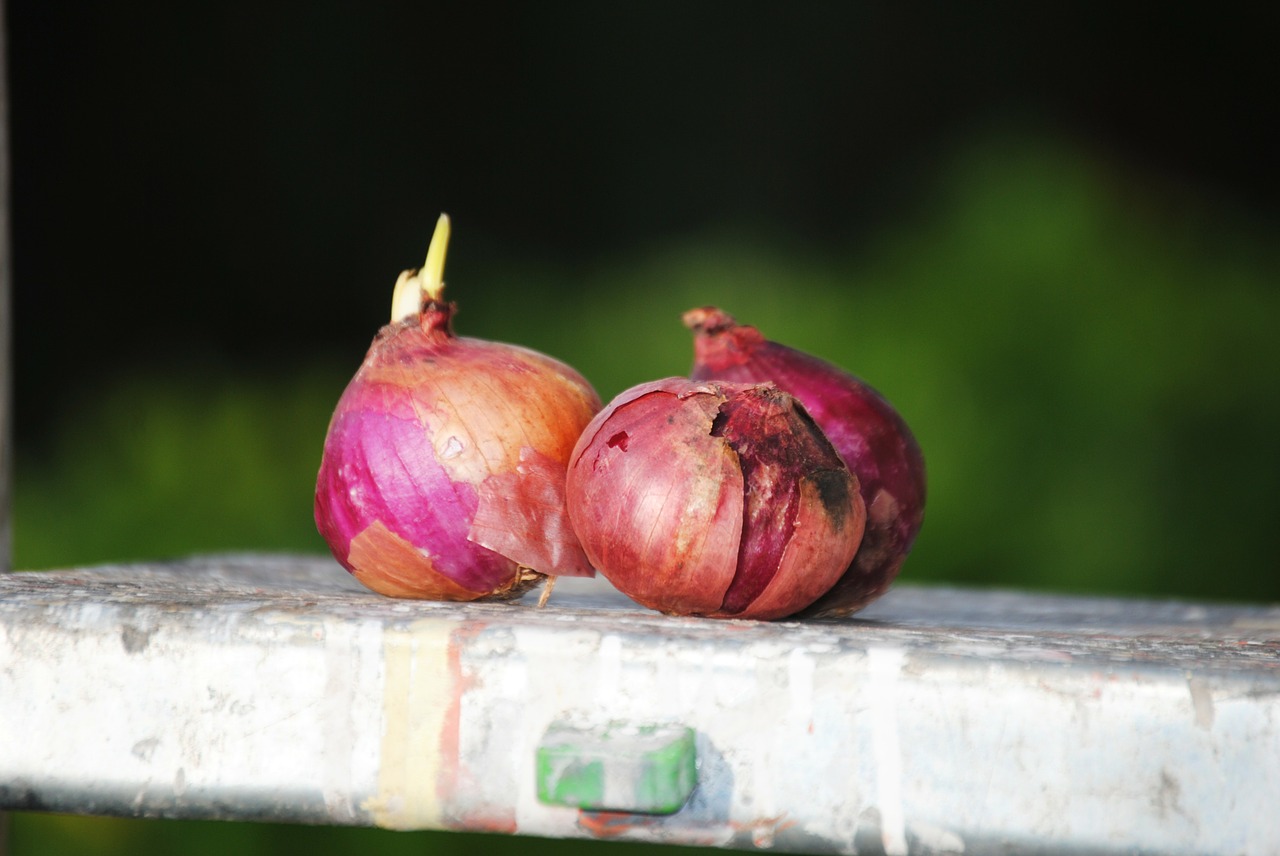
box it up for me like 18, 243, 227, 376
811, 469, 853, 528
791, 401, 832, 451
607, 431, 630, 451
708, 407, 729, 438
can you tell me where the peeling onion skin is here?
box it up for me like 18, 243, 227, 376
566, 378, 865, 620
684, 307, 925, 617
314, 219, 601, 601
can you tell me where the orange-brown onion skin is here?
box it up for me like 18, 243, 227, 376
565, 378, 865, 620
315, 301, 601, 599
684, 307, 925, 617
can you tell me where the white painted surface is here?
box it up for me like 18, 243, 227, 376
3, 554, 1280, 854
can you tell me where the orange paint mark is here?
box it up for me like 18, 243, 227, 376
732, 813, 795, 849
577, 810, 656, 838
437, 621, 518, 833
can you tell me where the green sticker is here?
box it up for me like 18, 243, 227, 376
536, 721, 697, 815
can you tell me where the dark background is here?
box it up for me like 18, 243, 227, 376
8, 2, 1277, 434
5, 3, 1280, 854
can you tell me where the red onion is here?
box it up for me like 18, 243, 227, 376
315, 215, 601, 600
565, 378, 865, 620
684, 307, 925, 617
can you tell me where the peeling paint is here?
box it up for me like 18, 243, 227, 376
1187, 675, 1214, 730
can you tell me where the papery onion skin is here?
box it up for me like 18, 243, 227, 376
315, 222, 601, 600
565, 378, 865, 620
684, 307, 925, 617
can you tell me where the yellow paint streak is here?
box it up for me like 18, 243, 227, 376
362, 619, 455, 830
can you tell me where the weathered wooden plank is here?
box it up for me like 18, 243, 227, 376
2, 554, 1278, 854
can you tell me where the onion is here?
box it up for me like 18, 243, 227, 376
684, 307, 925, 617
565, 378, 865, 620
315, 215, 601, 600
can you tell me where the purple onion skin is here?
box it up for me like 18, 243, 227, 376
315, 301, 601, 600
684, 307, 925, 617
566, 378, 865, 620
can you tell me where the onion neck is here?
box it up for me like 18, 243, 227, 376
682, 306, 739, 336
684, 306, 764, 372
390, 213, 453, 323
418, 300, 456, 337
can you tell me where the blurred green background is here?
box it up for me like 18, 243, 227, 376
4, 2, 1278, 854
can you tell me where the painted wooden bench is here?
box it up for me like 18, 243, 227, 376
3, 555, 1278, 855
